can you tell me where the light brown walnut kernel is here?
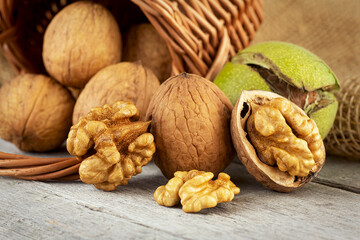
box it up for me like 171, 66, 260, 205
231, 90, 326, 192
72, 62, 160, 124
67, 101, 155, 191
247, 98, 324, 177
154, 170, 240, 213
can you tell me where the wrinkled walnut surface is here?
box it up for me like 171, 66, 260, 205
154, 170, 240, 213
73, 62, 160, 124
0, 74, 75, 152
231, 90, 326, 192
145, 73, 234, 179
247, 98, 323, 177
43, 1, 122, 88
122, 24, 172, 83
67, 101, 155, 191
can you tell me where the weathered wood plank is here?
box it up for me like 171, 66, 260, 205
314, 155, 360, 193
1, 156, 359, 240
233, 154, 360, 194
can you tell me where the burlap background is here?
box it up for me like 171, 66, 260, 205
252, 0, 360, 83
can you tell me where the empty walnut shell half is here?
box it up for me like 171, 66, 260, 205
231, 90, 326, 192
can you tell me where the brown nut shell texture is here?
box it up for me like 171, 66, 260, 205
231, 90, 325, 192
73, 62, 160, 124
67, 101, 155, 191
145, 73, 234, 179
0, 74, 75, 152
154, 170, 240, 213
43, 1, 122, 88
122, 23, 172, 83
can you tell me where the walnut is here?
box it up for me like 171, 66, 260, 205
0, 74, 75, 152
72, 62, 160, 124
43, 1, 122, 88
145, 73, 235, 179
67, 101, 156, 191
154, 170, 240, 213
231, 90, 326, 192
122, 24, 172, 83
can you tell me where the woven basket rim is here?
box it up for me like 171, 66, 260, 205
0, 0, 263, 81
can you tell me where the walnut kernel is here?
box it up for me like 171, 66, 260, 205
154, 170, 240, 213
73, 62, 160, 124
67, 101, 155, 191
231, 90, 326, 192
247, 98, 324, 177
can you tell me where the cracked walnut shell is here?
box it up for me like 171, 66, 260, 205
231, 90, 325, 192
145, 73, 234, 179
0, 74, 75, 152
67, 101, 155, 191
154, 170, 240, 213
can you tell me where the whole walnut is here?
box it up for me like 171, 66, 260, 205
73, 62, 160, 124
145, 73, 234, 179
0, 74, 75, 152
122, 24, 172, 83
43, 1, 122, 88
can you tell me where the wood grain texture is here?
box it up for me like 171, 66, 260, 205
314, 156, 360, 193
0, 139, 359, 239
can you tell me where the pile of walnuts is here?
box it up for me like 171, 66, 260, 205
0, 1, 168, 152
0, 1, 327, 213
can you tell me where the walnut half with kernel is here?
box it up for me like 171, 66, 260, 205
67, 101, 156, 191
154, 170, 240, 213
231, 90, 326, 192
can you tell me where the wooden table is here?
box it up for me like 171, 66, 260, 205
0, 139, 359, 240
1, 0, 359, 239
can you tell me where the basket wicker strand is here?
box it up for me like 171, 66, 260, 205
0, 0, 263, 80
0, 0, 263, 181
324, 76, 360, 160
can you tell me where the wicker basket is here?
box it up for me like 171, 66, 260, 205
0, 0, 263, 180
0, 0, 263, 81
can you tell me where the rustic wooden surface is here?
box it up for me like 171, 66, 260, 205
1, 0, 360, 239
0, 139, 359, 240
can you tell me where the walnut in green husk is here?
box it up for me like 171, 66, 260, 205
215, 41, 340, 138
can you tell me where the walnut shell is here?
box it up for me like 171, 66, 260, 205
122, 24, 172, 83
0, 74, 75, 152
231, 90, 326, 192
145, 73, 234, 179
73, 62, 160, 124
43, 1, 122, 88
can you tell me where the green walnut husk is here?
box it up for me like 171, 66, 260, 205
214, 41, 340, 139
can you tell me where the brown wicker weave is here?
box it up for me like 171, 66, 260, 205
0, 151, 79, 180
0, 0, 263, 181
0, 0, 263, 80
324, 77, 360, 161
